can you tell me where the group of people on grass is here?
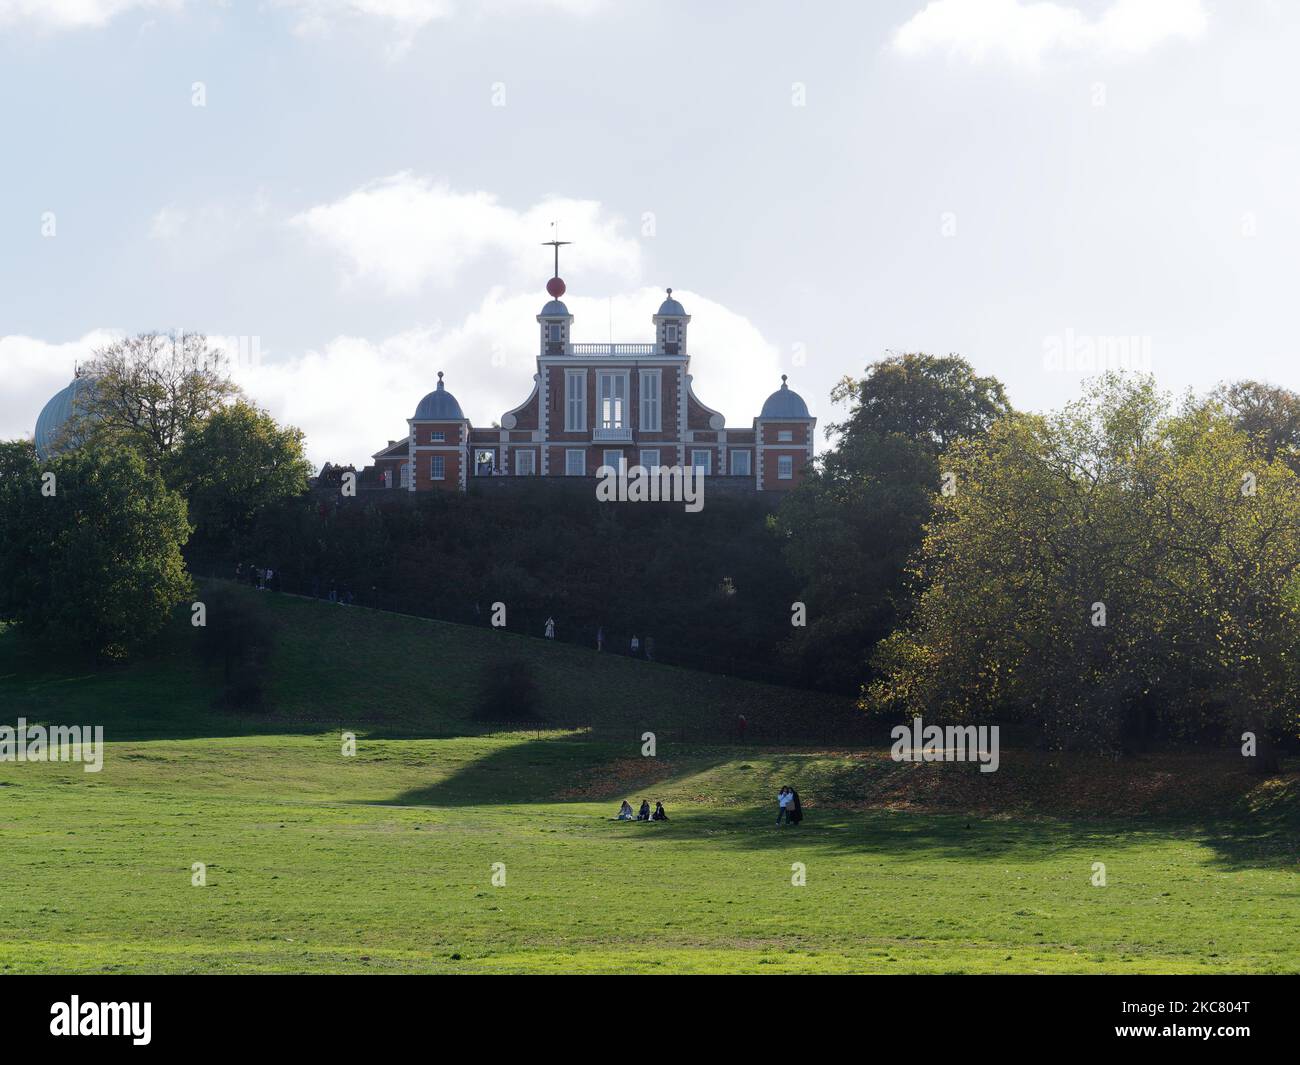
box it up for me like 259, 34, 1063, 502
616, 799, 668, 822
611, 787, 803, 827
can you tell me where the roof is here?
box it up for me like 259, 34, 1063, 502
413, 374, 465, 421
759, 376, 810, 419
35, 376, 95, 459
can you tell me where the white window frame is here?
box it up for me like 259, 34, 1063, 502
565, 449, 587, 476
639, 369, 661, 432
730, 450, 751, 476
431, 455, 446, 481
665, 324, 679, 343
778, 455, 794, 480
565, 370, 586, 432
400, 463, 410, 488
777, 429, 794, 442
474, 449, 496, 476
548, 322, 562, 343
639, 448, 661, 470
431, 430, 445, 442
514, 450, 536, 476
690, 449, 712, 475
602, 449, 624, 473
598, 371, 628, 430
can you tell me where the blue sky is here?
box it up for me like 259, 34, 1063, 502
2, 0, 1297, 466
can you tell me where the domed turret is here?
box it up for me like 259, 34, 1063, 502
35, 374, 96, 459
653, 287, 690, 355
413, 372, 465, 421
760, 375, 810, 419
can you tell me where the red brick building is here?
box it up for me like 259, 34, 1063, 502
368, 278, 815, 493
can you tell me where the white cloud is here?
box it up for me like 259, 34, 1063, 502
0, 331, 122, 443
274, 0, 604, 37
236, 285, 785, 468
0, 0, 180, 31
289, 173, 642, 295
892, 0, 1208, 68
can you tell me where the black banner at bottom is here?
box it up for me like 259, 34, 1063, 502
3, 973, 1293, 1050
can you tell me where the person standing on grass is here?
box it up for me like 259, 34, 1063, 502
630, 634, 640, 656
597, 626, 604, 652
645, 635, 654, 661
789, 788, 803, 826
776, 786, 791, 826
544, 617, 556, 639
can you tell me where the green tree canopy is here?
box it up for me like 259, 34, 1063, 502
0, 443, 192, 658
170, 401, 313, 553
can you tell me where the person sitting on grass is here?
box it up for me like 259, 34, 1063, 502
636, 799, 651, 821
652, 801, 668, 821
615, 800, 635, 821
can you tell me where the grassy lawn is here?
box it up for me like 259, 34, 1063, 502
0, 598, 1296, 974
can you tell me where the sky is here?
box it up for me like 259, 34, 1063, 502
2, 0, 1297, 467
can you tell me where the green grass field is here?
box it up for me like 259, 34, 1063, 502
1, 590, 1296, 974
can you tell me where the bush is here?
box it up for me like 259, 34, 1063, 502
473, 658, 542, 721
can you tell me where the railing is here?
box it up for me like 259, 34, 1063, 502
568, 343, 656, 356
593, 427, 633, 441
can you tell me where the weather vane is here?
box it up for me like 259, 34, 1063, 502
542, 221, 571, 298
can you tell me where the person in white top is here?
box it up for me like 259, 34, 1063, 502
776, 786, 792, 826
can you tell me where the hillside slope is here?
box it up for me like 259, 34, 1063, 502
0, 585, 855, 741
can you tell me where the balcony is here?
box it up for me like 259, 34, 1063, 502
569, 343, 656, 356
593, 427, 633, 442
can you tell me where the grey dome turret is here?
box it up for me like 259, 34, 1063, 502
35, 374, 95, 459
657, 288, 686, 316
413, 372, 465, 421
760, 375, 810, 419
540, 299, 571, 317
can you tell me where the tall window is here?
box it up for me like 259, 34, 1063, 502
598, 372, 627, 429
431, 455, 446, 480
778, 455, 794, 480
690, 449, 712, 475
565, 449, 586, 476
665, 324, 678, 343
548, 323, 562, 343
400, 463, 410, 488
639, 370, 661, 432
514, 450, 535, 476
565, 371, 586, 432
602, 449, 624, 472
730, 450, 751, 476
639, 448, 660, 470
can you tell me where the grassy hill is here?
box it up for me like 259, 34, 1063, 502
1, 591, 1296, 974
0, 583, 856, 741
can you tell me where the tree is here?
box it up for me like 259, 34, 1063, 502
773, 353, 1011, 691
170, 401, 313, 553
1208, 379, 1300, 474
870, 374, 1300, 765
0, 443, 192, 659
829, 352, 1011, 450
70, 333, 241, 469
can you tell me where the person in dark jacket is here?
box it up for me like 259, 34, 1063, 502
652, 801, 668, 821
788, 789, 803, 825
636, 800, 651, 821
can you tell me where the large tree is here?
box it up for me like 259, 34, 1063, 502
0, 442, 192, 659
70, 332, 241, 469
170, 401, 313, 553
773, 353, 1011, 691
870, 375, 1300, 766
1208, 379, 1300, 474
